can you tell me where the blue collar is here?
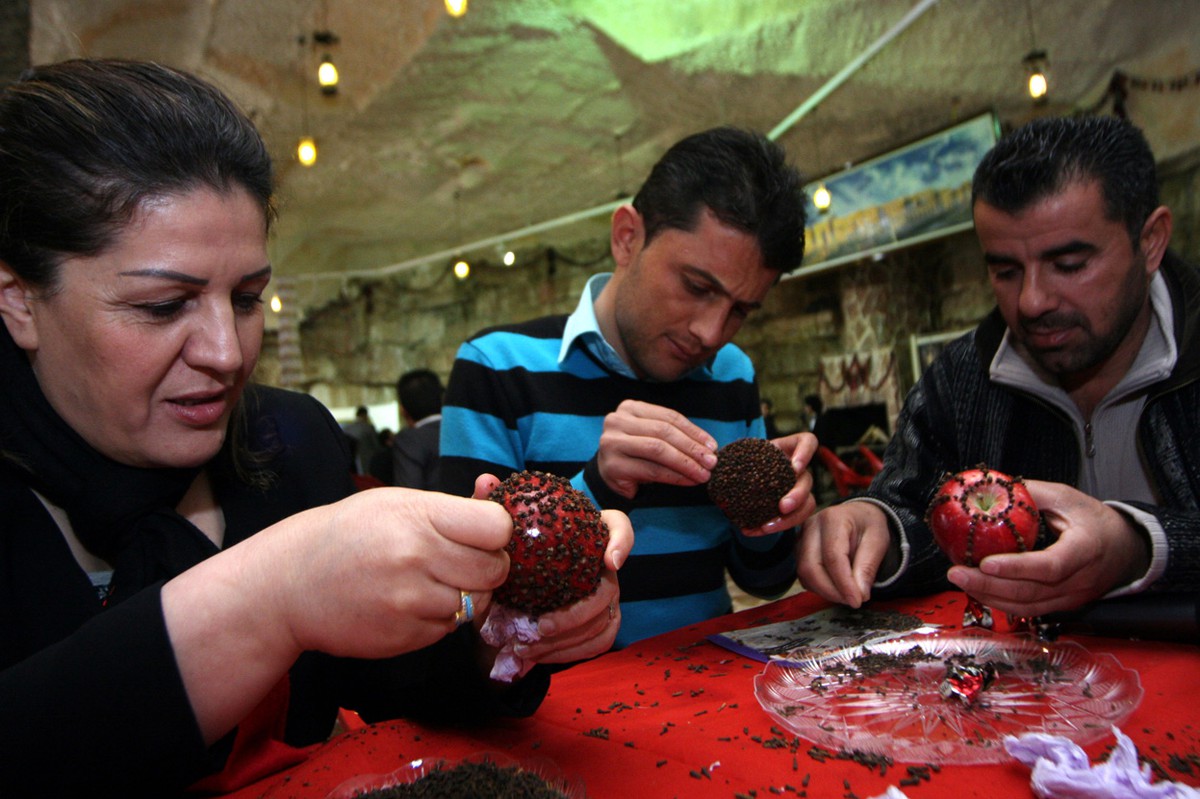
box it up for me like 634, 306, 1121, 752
559, 272, 715, 379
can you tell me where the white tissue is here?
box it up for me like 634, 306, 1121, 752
867, 788, 911, 799
480, 604, 541, 682
1005, 727, 1200, 799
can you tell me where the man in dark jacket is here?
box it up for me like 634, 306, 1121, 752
391, 368, 444, 490
798, 115, 1200, 624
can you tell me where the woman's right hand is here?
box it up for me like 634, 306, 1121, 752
162, 486, 514, 743
265, 487, 515, 659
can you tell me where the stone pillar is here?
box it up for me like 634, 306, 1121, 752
274, 276, 305, 390
818, 263, 904, 431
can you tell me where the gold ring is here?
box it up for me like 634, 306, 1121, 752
454, 590, 474, 626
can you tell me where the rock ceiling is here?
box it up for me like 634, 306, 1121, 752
28, 0, 1200, 315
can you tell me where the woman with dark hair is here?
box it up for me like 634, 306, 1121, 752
0, 59, 630, 796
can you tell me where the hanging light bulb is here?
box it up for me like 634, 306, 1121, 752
270, 294, 283, 313
317, 54, 339, 95
445, 0, 468, 17
1022, 0, 1051, 104
1024, 54, 1049, 103
503, 250, 516, 267
1023, 50, 1049, 101
1028, 69, 1048, 100
295, 33, 319, 167
813, 183, 832, 213
1022, 0, 1048, 104
453, 259, 470, 280
297, 136, 317, 167
809, 119, 832, 214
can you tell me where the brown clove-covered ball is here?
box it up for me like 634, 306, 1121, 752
706, 437, 794, 529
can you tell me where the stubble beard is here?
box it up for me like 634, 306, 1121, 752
1021, 255, 1150, 379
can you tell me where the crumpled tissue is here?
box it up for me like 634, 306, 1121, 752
867, 788, 911, 799
1005, 727, 1200, 799
480, 604, 540, 682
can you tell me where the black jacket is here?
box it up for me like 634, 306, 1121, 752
0, 386, 547, 797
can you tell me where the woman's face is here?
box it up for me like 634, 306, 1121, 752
21, 188, 270, 469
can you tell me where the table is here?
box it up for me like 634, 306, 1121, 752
223, 591, 1200, 799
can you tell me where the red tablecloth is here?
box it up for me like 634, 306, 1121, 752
222, 591, 1200, 799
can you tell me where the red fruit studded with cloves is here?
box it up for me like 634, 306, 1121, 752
487, 470, 609, 616
926, 465, 1040, 567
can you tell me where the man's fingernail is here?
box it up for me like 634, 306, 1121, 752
760, 518, 783, 534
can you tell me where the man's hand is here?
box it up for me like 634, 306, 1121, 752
797, 501, 895, 608
947, 480, 1152, 617
596, 399, 718, 498
744, 431, 819, 536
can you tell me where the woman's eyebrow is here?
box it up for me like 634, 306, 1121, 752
117, 264, 273, 284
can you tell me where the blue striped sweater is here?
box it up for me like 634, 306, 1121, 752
439, 314, 796, 648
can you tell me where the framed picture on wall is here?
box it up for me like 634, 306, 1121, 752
910, 329, 973, 382
793, 112, 1001, 279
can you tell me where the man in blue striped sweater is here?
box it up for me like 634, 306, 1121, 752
440, 127, 819, 649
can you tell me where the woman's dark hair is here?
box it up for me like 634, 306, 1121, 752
1, 59, 277, 486
0, 58, 274, 291
632, 126, 807, 274
971, 115, 1159, 248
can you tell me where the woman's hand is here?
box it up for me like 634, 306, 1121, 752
163, 485, 515, 743
269, 486, 514, 658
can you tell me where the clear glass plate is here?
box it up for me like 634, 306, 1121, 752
325, 750, 585, 799
753, 629, 1143, 765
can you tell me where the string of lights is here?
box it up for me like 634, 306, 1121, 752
1079, 67, 1200, 118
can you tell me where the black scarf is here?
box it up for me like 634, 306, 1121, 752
0, 322, 220, 604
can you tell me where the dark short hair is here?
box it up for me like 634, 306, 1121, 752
804, 394, 823, 414
396, 369, 444, 422
0, 59, 276, 487
632, 127, 807, 274
0, 58, 274, 290
971, 115, 1159, 248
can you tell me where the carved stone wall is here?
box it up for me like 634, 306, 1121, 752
259, 151, 1198, 430
260, 230, 996, 430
